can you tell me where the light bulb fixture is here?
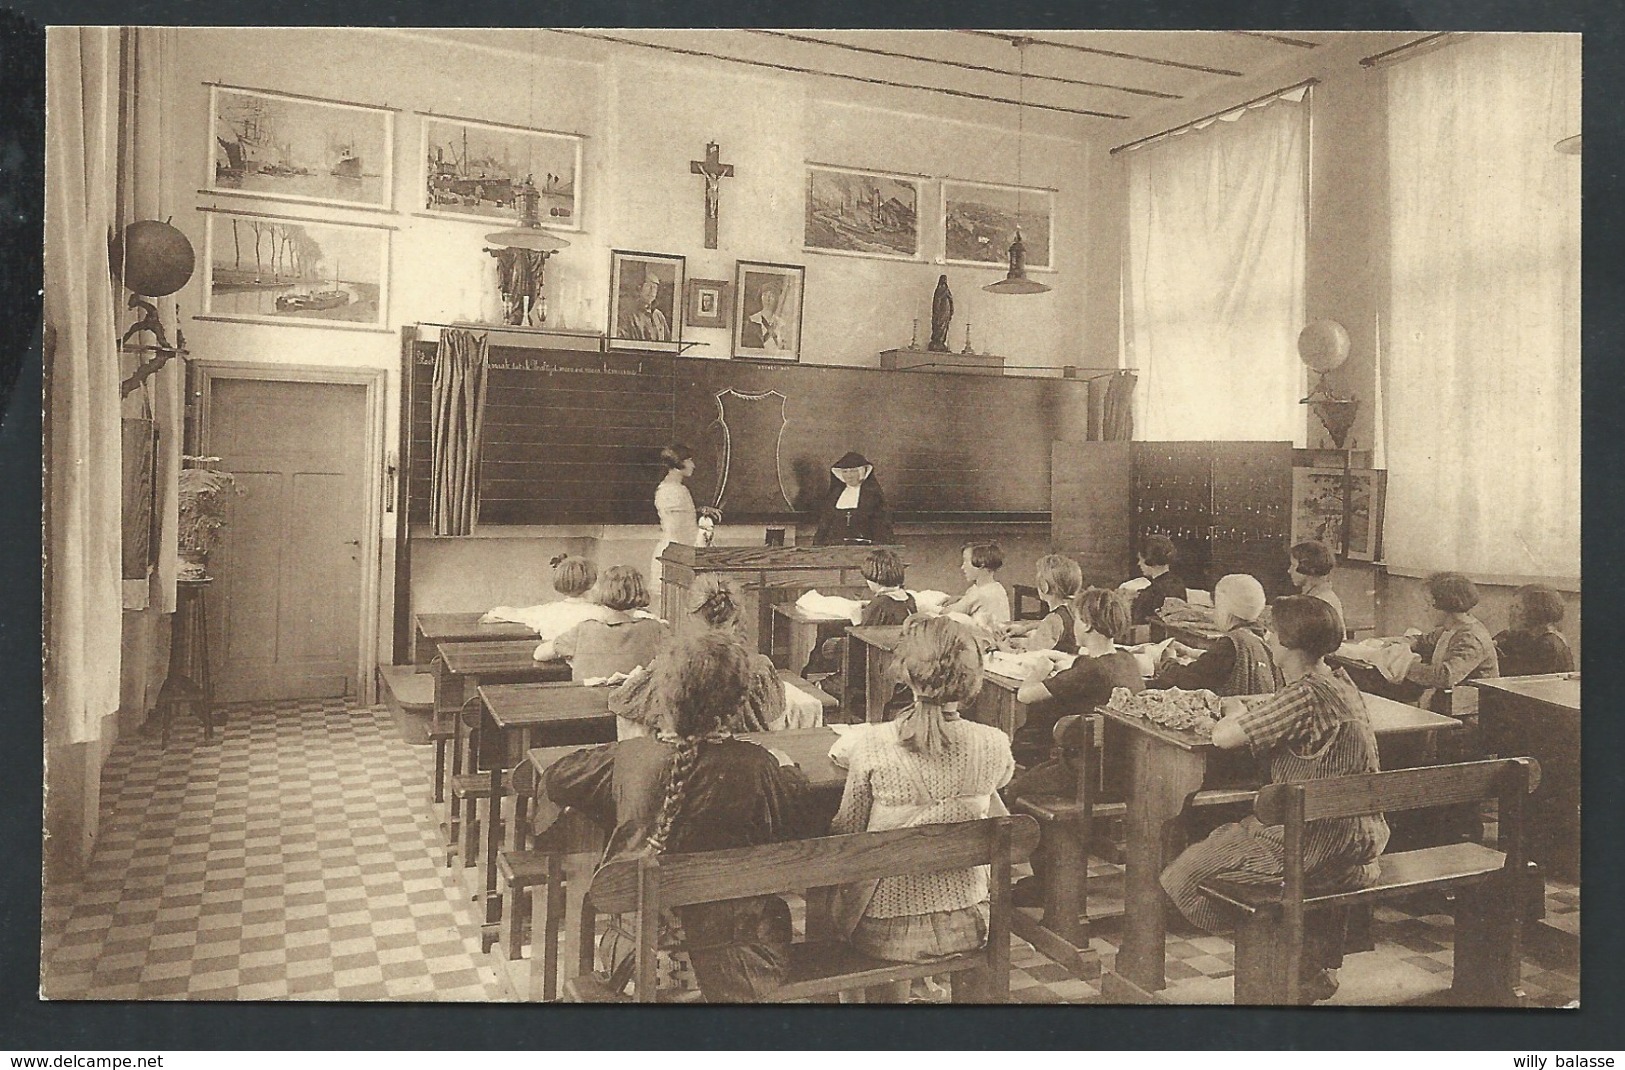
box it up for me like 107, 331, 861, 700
484, 179, 570, 326
985, 37, 1050, 296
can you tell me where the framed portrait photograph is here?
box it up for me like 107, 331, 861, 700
208, 84, 394, 211
201, 208, 391, 331
420, 114, 583, 230
607, 250, 685, 352
803, 164, 922, 262
685, 278, 732, 330
731, 261, 805, 362
942, 180, 1054, 271
1290, 467, 1387, 561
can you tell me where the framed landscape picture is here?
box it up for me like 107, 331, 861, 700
208, 84, 394, 211
201, 209, 391, 331
942, 180, 1054, 271
420, 114, 583, 230
804, 164, 922, 261
685, 278, 732, 330
732, 261, 804, 362
607, 250, 684, 352
1290, 467, 1387, 561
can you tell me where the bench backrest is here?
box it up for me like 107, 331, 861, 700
587, 815, 1039, 914
1254, 758, 1540, 826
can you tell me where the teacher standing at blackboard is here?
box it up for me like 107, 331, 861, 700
652, 444, 717, 592
813, 451, 894, 546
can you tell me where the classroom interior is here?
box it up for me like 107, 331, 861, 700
41, 28, 1580, 1007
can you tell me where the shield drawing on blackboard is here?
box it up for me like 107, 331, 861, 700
710, 389, 794, 512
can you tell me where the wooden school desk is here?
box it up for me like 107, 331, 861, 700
772, 603, 852, 673
1099, 692, 1461, 1002
435, 639, 570, 715
1476, 674, 1580, 883
414, 611, 537, 667
474, 682, 618, 946
846, 624, 1031, 737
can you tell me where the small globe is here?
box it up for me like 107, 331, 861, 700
110, 219, 195, 298
1297, 320, 1351, 373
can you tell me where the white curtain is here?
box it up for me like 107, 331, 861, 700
1123, 88, 1308, 443
45, 27, 124, 744
1381, 35, 1580, 579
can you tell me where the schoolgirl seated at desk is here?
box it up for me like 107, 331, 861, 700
481, 553, 610, 641
534, 565, 668, 682
1494, 583, 1574, 677
1003, 554, 1082, 655
940, 541, 1011, 633
1147, 573, 1282, 698
1129, 534, 1186, 627
1011, 587, 1142, 771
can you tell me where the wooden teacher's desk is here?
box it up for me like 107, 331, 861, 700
658, 543, 891, 656
1100, 693, 1461, 1002
1475, 674, 1580, 883
415, 612, 537, 667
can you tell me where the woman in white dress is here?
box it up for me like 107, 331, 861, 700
651, 444, 719, 598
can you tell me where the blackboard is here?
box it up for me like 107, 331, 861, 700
406, 338, 1094, 527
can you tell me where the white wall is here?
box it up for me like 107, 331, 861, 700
157, 27, 1102, 636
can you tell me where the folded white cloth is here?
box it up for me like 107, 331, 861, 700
983, 649, 1073, 680
911, 590, 952, 614
1119, 576, 1152, 593
782, 680, 825, 729
1335, 639, 1386, 666
796, 590, 866, 620
1120, 638, 1174, 679
580, 671, 637, 687
1369, 642, 1421, 684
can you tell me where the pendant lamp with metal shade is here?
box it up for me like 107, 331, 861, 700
985, 37, 1051, 296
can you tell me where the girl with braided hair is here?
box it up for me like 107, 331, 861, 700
828, 616, 1015, 972
609, 575, 787, 739
541, 631, 808, 1001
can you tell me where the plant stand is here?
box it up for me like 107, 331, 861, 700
152, 577, 217, 746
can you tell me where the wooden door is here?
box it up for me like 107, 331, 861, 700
207, 378, 369, 702
1051, 441, 1135, 587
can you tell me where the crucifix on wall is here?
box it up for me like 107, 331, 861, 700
689, 141, 734, 250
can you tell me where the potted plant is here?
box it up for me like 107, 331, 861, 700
176, 464, 241, 581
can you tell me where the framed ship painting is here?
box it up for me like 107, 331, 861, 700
207, 84, 394, 211
942, 180, 1054, 271
420, 114, 584, 230
201, 209, 392, 331
731, 261, 804, 363
803, 164, 922, 262
607, 250, 684, 353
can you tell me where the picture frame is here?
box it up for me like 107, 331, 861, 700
942, 179, 1055, 271
685, 278, 732, 330
419, 114, 584, 230
207, 84, 394, 212
803, 164, 923, 262
1290, 466, 1387, 561
731, 261, 805, 363
607, 250, 685, 353
201, 208, 392, 331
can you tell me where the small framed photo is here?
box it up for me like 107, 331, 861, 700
685, 278, 732, 330
731, 261, 805, 362
201, 209, 391, 331
942, 179, 1054, 271
208, 84, 394, 211
420, 114, 583, 230
607, 250, 685, 352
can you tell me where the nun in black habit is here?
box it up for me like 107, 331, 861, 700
812, 451, 894, 545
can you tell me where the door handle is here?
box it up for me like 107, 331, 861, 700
344, 539, 361, 547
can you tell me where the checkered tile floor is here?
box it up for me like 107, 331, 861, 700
41, 698, 1580, 1006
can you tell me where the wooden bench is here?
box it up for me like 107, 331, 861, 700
1196, 757, 1540, 1006
564, 816, 1039, 1003
378, 663, 435, 749
1008, 713, 1125, 979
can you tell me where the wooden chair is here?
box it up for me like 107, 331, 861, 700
564, 816, 1040, 1003
1008, 714, 1125, 978
1012, 584, 1046, 622
1197, 757, 1540, 1006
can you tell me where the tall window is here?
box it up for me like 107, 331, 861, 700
1381, 35, 1580, 579
1122, 87, 1308, 443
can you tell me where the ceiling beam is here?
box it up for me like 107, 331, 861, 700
960, 30, 1246, 77
745, 30, 1181, 100
547, 29, 1132, 119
